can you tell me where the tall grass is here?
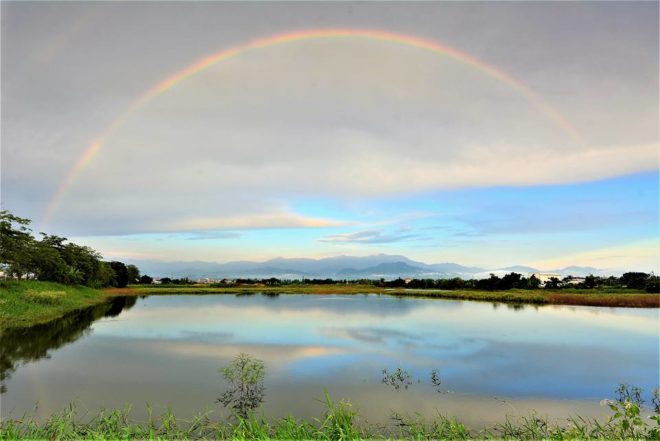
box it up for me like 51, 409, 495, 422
2, 394, 659, 440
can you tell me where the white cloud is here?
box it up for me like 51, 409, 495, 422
166, 213, 349, 231
319, 228, 421, 244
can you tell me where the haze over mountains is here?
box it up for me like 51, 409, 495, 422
126, 254, 611, 280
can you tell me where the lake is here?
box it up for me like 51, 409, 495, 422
1, 293, 658, 428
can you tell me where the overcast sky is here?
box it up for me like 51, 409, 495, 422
1, 2, 658, 270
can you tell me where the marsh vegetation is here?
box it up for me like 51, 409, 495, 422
2, 363, 658, 440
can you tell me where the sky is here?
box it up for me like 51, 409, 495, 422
1, 2, 658, 271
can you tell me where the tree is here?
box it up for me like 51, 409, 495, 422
217, 353, 266, 419
545, 277, 560, 289
109, 261, 129, 288
621, 272, 649, 290
476, 274, 501, 291
29, 239, 67, 282
528, 274, 541, 289
584, 274, 597, 289
139, 274, 153, 285
126, 264, 140, 284
61, 243, 102, 285
93, 261, 116, 288
0, 210, 137, 288
645, 276, 659, 293
0, 211, 35, 278
500, 272, 522, 290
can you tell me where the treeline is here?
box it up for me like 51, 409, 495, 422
208, 272, 659, 293
376, 272, 659, 293
0, 211, 148, 288
159, 277, 193, 285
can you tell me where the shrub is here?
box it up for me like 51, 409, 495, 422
217, 353, 266, 419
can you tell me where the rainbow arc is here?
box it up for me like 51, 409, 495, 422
42, 28, 584, 225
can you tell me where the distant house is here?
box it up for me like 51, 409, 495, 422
533, 273, 561, 286
564, 276, 586, 286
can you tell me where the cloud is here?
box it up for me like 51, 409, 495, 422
529, 239, 660, 272
42, 201, 350, 236
167, 213, 349, 231
2, 2, 658, 249
184, 231, 241, 241
319, 228, 420, 244
321, 327, 421, 345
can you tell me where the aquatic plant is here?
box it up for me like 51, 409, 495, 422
615, 383, 644, 407
3, 381, 660, 440
381, 367, 412, 391
430, 368, 442, 392
217, 353, 266, 419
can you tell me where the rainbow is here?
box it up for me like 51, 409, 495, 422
42, 28, 584, 225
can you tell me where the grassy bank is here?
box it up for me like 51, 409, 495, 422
1, 394, 658, 440
121, 284, 660, 308
0, 280, 108, 329
2, 281, 657, 331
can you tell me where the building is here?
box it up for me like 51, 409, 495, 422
533, 273, 562, 286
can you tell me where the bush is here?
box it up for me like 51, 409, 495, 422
217, 353, 266, 419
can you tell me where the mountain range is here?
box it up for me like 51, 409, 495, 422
126, 254, 612, 280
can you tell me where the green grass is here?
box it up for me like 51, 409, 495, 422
125, 284, 659, 308
0, 280, 108, 329
1, 280, 657, 331
1, 395, 658, 440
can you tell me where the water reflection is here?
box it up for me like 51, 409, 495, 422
1, 293, 657, 425
0, 296, 137, 393
491, 302, 534, 311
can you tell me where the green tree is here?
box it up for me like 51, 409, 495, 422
621, 272, 649, 290
37, 235, 104, 285
61, 243, 102, 285
500, 272, 522, 290
645, 276, 660, 293
109, 261, 129, 287
545, 277, 560, 289
0, 211, 35, 278
29, 239, 67, 282
92, 261, 115, 288
584, 274, 597, 289
126, 264, 140, 284
528, 274, 541, 289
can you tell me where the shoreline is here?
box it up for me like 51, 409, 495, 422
1, 393, 657, 440
2, 281, 658, 331
117, 284, 660, 308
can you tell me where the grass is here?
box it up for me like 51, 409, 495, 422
0, 280, 108, 330
123, 283, 660, 308
1, 280, 657, 331
1, 394, 658, 440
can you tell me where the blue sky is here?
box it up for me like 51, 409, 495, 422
1, 2, 658, 270
69, 171, 658, 270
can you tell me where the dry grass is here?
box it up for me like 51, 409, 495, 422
122, 284, 659, 308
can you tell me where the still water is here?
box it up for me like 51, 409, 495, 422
1, 294, 658, 427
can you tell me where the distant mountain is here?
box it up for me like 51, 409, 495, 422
498, 265, 540, 273
552, 266, 609, 277
427, 262, 486, 275
125, 254, 609, 280
336, 262, 443, 278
